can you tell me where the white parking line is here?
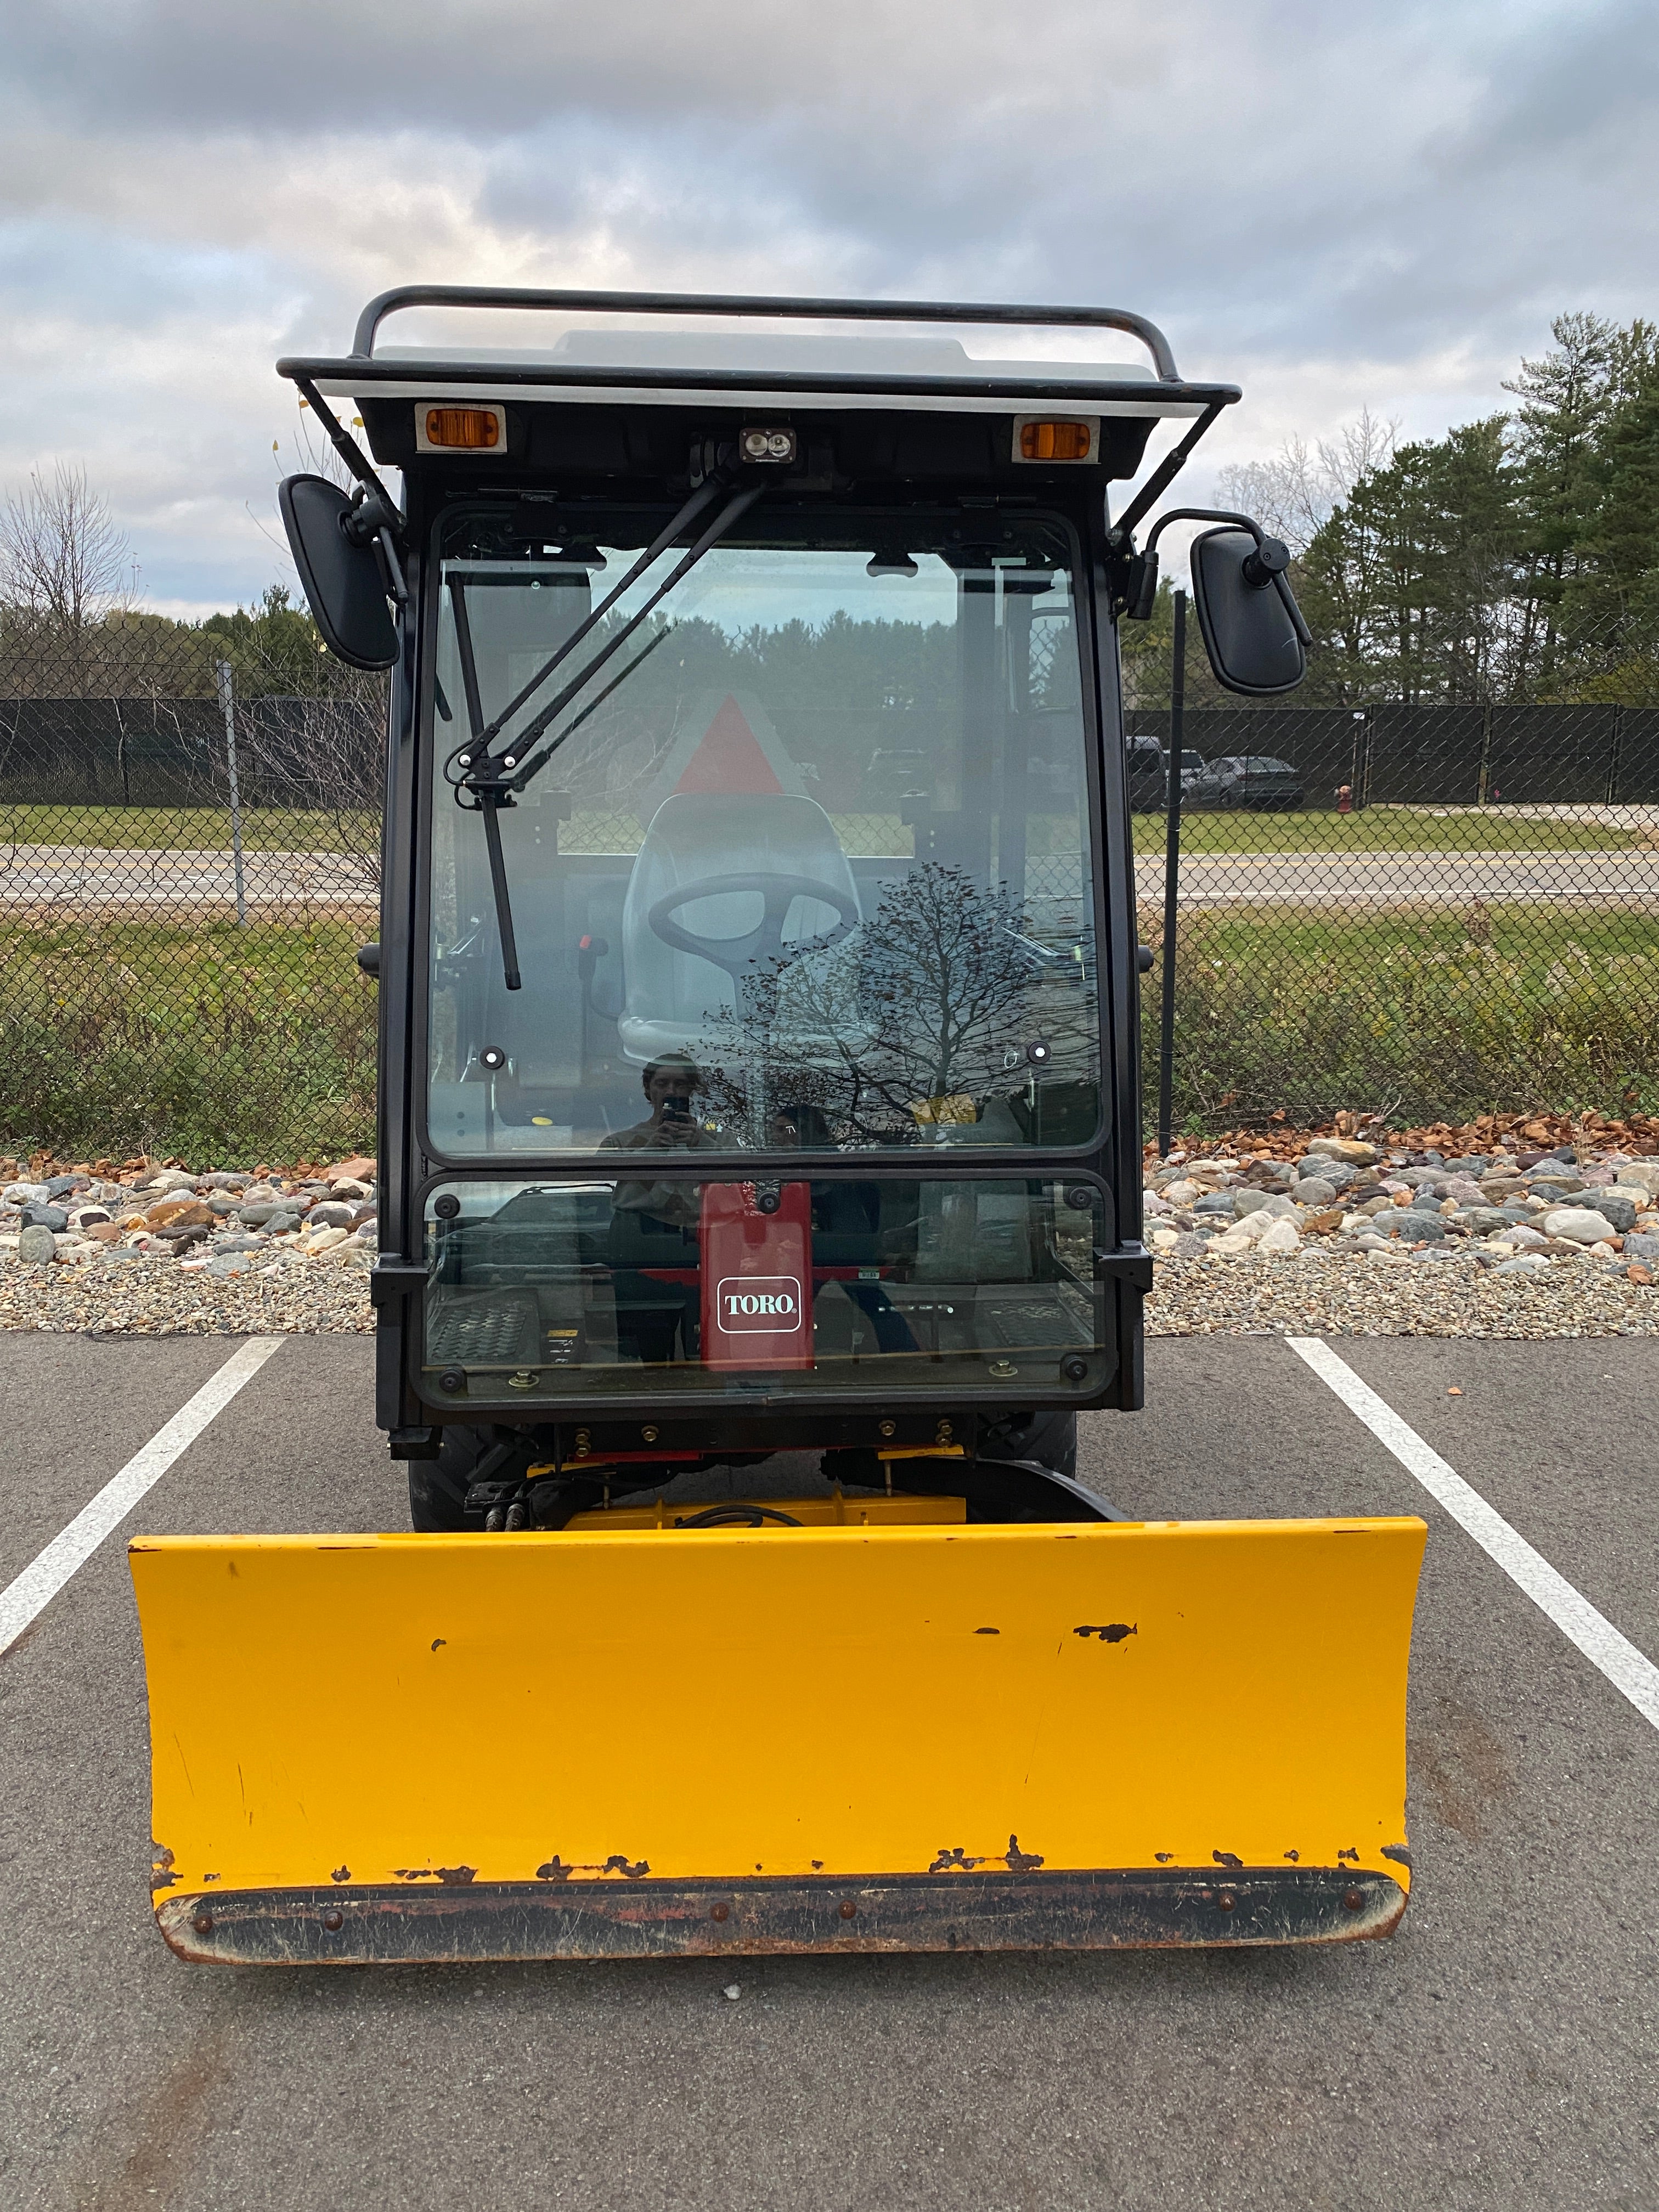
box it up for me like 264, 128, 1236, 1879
0, 1336, 284, 1658
1289, 1336, 1659, 1733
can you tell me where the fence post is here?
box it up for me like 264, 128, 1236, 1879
1156, 590, 1186, 1159
215, 659, 248, 927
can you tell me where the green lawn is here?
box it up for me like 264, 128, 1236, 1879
4, 801, 1647, 859
0, 916, 375, 1165
1145, 905, 1659, 1128
0, 804, 377, 854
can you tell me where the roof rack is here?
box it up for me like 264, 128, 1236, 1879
347, 285, 1185, 380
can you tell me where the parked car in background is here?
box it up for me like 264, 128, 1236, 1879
1125, 736, 1207, 811
1184, 754, 1304, 810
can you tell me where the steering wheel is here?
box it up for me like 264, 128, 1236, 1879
646, 871, 859, 983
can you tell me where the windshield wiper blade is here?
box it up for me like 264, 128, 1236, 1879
448, 575, 523, 991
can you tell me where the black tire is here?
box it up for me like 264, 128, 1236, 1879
408, 1424, 487, 1531
979, 1408, 1077, 1481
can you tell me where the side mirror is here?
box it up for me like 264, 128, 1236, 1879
278, 475, 398, 671
1189, 527, 1308, 697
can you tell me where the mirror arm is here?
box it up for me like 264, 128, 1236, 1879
1273, 568, 1313, 648
1116, 506, 1314, 646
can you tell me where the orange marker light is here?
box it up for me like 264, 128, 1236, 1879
425, 407, 501, 449
1019, 420, 1093, 462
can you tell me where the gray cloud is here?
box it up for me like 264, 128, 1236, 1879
0, 0, 1652, 605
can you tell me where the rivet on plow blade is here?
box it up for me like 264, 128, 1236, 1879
1344, 1889, 1365, 1912
324, 1910, 345, 1932
192, 1911, 212, 1934
839, 1900, 857, 1921
710, 1903, 730, 1923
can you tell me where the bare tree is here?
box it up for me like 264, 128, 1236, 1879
699, 864, 1096, 1145
1215, 409, 1398, 556
0, 462, 133, 652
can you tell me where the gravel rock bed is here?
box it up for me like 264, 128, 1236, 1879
0, 1154, 378, 1336
1140, 1117, 1659, 1337
1146, 1248, 1657, 1338
0, 1122, 1654, 1340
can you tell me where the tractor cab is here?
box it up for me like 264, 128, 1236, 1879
276, 287, 1310, 1520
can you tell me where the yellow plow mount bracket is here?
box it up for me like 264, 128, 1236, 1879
131, 1515, 1425, 1965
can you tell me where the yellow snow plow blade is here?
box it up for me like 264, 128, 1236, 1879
131, 1514, 1424, 1964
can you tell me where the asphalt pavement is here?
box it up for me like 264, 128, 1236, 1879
0, 1331, 1654, 2212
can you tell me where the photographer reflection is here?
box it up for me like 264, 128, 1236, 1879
602, 1054, 723, 1364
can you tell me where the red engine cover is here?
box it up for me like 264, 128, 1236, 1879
699, 1182, 814, 1372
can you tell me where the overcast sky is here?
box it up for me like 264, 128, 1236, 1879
2, 0, 1655, 614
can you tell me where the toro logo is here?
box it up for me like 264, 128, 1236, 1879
714, 1276, 802, 1333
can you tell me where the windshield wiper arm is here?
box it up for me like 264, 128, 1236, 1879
471, 473, 729, 753
449, 479, 764, 993
448, 575, 523, 991
481, 481, 765, 768
507, 627, 672, 794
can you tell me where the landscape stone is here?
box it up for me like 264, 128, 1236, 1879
306, 1201, 357, 1229
146, 1199, 216, 1229
1306, 1138, 1378, 1164
17, 1224, 57, 1263
20, 1203, 69, 1233
1256, 1217, 1301, 1254
1292, 1176, 1339, 1207
1584, 1190, 1638, 1233
1623, 1232, 1659, 1262
1495, 1256, 1550, 1276
1543, 1207, 1617, 1245
1529, 1172, 1584, 1197
324, 1155, 376, 1186
1382, 1210, 1447, 1240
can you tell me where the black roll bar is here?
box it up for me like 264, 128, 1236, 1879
350, 285, 1183, 382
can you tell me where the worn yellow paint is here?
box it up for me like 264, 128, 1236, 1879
129, 1516, 1424, 1898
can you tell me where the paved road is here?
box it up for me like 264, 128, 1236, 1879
0, 1333, 1653, 2211
1131, 848, 1659, 907
4, 842, 1658, 911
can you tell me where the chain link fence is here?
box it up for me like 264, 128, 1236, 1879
0, 616, 383, 1167
1, 607, 1655, 1164
1132, 686, 1659, 1137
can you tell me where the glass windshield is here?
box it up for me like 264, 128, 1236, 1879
419, 1173, 1110, 1407
427, 507, 1099, 1157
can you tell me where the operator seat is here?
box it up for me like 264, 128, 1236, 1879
617, 792, 861, 1066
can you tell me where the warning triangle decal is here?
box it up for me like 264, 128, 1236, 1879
639, 690, 805, 822
673, 695, 785, 795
